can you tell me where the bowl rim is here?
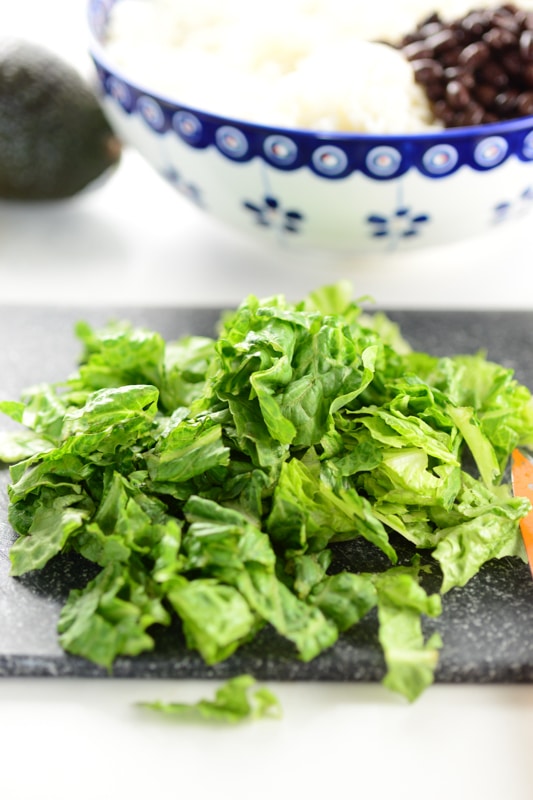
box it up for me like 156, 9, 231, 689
87, 0, 533, 144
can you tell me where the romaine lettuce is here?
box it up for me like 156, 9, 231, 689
1, 283, 532, 701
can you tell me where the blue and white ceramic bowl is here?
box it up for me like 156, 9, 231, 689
88, 0, 533, 255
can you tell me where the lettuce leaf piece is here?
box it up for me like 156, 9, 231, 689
2, 384, 68, 442
433, 494, 530, 592
288, 551, 332, 599
181, 497, 338, 661
146, 418, 229, 483
167, 577, 260, 664
309, 572, 377, 632
303, 280, 358, 316
57, 561, 170, 670
235, 565, 339, 662
267, 458, 396, 561
73, 320, 166, 395
373, 566, 442, 702
446, 405, 500, 488
62, 384, 158, 444
182, 496, 276, 568
76, 474, 180, 569
215, 296, 378, 454
7, 453, 92, 503
9, 492, 91, 576
404, 352, 533, 468
0, 400, 25, 424
0, 428, 55, 463
139, 674, 282, 723
161, 335, 216, 410
355, 407, 458, 464
362, 451, 461, 509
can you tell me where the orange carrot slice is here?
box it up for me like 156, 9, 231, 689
511, 448, 533, 576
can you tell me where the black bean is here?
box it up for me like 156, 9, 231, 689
523, 62, 533, 87
520, 29, 533, 61
419, 22, 445, 39
446, 80, 471, 109
425, 82, 446, 101
478, 60, 510, 89
499, 48, 523, 76
498, 4, 520, 15
475, 82, 499, 107
411, 58, 445, 83
461, 12, 491, 37
401, 33, 423, 46
424, 29, 459, 54
462, 101, 486, 125
521, 11, 533, 31
458, 41, 491, 68
448, 23, 470, 46
490, 11, 521, 34
441, 47, 462, 67
402, 40, 433, 60
516, 91, 533, 114
444, 65, 475, 88
513, 9, 528, 27
494, 88, 519, 113
483, 26, 518, 49
431, 99, 458, 125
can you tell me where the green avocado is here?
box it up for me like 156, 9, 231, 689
0, 39, 121, 200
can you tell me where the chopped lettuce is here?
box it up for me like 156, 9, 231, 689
138, 674, 282, 723
1, 283, 532, 702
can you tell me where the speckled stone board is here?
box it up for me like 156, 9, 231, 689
1, 305, 533, 682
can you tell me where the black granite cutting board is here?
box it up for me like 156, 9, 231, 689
1, 305, 533, 682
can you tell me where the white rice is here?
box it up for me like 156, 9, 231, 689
103, 0, 533, 133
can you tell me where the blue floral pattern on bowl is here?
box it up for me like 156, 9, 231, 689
494, 186, 533, 223
162, 167, 203, 207
367, 207, 430, 240
243, 195, 305, 235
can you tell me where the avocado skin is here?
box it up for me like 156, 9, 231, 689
0, 39, 121, 200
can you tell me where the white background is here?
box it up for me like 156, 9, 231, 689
1, 2, 533, 799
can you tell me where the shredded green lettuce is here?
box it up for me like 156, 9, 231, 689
1, 281, 532, 703
138, 674, 282, 723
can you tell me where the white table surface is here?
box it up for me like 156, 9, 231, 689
1, 3, 533, 799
